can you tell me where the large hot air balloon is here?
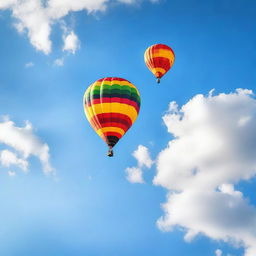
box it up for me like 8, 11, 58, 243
144, 44, 175, 83
83, 77, 141, 157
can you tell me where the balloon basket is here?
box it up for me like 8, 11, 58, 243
107, 148, 114, 157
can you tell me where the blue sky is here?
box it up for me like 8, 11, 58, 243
0, 0, 256, 255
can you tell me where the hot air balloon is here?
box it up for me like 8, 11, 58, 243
83, 77, 141, 157
144, 44, 175, 83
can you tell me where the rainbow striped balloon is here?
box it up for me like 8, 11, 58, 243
83, 77, 141, 156
144, 44, 175, 83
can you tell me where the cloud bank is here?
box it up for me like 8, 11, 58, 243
0, 0, 157, 54
0, 116, 54, 175
153, 89, 256, 256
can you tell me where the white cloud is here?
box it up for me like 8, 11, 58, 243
153, 89, 256, 256
125, 145, 153, 184
133, 145, 153, 168
119, 0, 159, 3
215, 249, 222, 256
0, 150, 28, 171
125, 167, 144, 184
0, 0, 156, 54
62, 31, 80, 54
54, 57, 64, 66
0, 117, 54, 174
12, 0, 52, 54
25, 62, 34, 68
8, 171, 16, 177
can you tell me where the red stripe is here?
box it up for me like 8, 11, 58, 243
90, 121, 128, 133
98, 113, 132, 125
152, 57, 171, 71
153, 44, 175, 56
98, 122, 129, 132
89, 113, 133, 131
89, 120, 125, 139
97, 77, 129, 83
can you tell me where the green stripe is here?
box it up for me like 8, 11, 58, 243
93, 84, 139, 96
85, 83, 141, 104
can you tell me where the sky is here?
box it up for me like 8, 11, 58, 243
0, 0, 256, 255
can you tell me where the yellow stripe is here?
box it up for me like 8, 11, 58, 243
151, 67, 166, 75
83, 88, 92, 121
83, 87, 95, 120
84, 108, 91, 122
96, 127, 125, 137
86, 103, 138, 123
84, 100, 96, 125
87, 83, 104, 129
144, 51, 154, 70
84, 85, 92, 96
101, 101, 111, 113
152, 49, 175, 61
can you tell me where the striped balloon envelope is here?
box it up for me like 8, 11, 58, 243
83, 77, 141, 157
144, 44, 175, 83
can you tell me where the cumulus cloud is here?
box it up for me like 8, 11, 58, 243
153, 89, 256, 256
0, 0, 156, 54
133, 145, 154, 168
0, 116, 54, 174
63, 31, 80, 54
125, 167, 144, 184
126, 145, 153, 183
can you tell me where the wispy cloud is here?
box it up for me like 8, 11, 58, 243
153, 89, 256, 256
54, 57, 64, 66
25, 62, 34, 68
0, 116, 54, 175
8, 170, 16, 177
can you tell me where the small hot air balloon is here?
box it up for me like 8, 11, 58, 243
83, 77, 141, 157
144, 44, 175, 83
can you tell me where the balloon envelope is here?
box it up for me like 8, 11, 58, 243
144, 44, 175, 82
83, 77, 141, 152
